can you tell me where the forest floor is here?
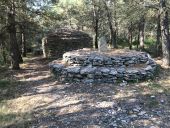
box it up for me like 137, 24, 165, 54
0, 56, 170, 128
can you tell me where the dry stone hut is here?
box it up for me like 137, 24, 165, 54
42, 28, 92, 58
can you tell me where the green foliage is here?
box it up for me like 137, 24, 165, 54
0, 79, 10, 89
144, 38, 156, 46
117, 37, 129, 48
0, 80, 10, 89
132, 40, 139, 46
143, 38, 157, 56
0, 48, 8, 65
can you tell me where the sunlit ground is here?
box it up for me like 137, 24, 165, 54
0, 57, 169, 127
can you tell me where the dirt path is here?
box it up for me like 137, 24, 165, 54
1, 56, 170, 128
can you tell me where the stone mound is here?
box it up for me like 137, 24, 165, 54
49, 49, 157, 83
42, 28, 92, 58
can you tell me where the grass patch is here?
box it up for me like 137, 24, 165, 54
147, 82, 162, 89
0, 101, 32, 128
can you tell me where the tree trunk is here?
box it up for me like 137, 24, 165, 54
139, 16, 145, 51
92, 0, 99, 49
160, 0, 170, 66
103, 1, 117, 48
0, 36, 7, 64
114, 2, 118, 48
20, 25, 26, 57
7, 1, 22, 69
156, 11, 162, 57
137, 34, 139, 50
94, 18, 99, 49
128, 22, 133, 50
21, 33, 26, 57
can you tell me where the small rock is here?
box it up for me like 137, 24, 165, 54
150, 95, 155, 98
138, 111, 146, 116
160, 99, 165, 103
121, 120, 128, 124
133, 108, 140, 113
129, 114, 138, 118
120, 81, 127, 86
109, 123, 118, 128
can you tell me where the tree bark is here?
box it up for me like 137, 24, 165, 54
7, 1, 22, 69
128, 22, 133, 50
21, 32, 26, 57
137, 34, 139, 50
156, 11, 162, 57
160, 0, 170, 66
0, 35, 7, 64
20, 25, 26, 57
94, 18, 99, 49
103, 1, 117, 48
92, 0, 99, 49
139, 16, 145, 51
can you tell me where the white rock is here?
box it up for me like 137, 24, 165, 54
138, 111, 146, 116
150, 95, 155, 98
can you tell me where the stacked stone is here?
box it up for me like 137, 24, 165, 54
43, 28, 92, 58
49, 50, 157, 83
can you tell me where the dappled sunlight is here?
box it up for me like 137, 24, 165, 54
0, 101, 32, 127
133, 118, 160, 127
1, 56, 170, 127
8, 94, 54, 113
58, 103, 83, 116
159, 79, 170, 88
95, 101, 113, 108
14, 70, 50, 82
1, 0, 170, 127
114, 89, 136, 99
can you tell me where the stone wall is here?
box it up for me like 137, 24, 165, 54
42, 28, 92, 58
49, 49, 158, 84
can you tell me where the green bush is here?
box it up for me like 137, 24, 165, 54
0, 80, 10, 89
144, 38, 156, 46
117, 37, 129, 48
0, 48, 10, 66
132, 40, 139, 46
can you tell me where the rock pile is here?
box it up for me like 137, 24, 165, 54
49, 49, 157, 83
42, 28, 92, 58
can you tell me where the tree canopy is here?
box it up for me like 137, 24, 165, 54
1, 0, 170, 68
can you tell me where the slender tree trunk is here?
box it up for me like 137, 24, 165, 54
114, 2, 118, 48
103, 0, 117, 48
128, 23, 133, 50
2, 42, 7, 64
94, 18, 99, 49
139, 16, 145, 51
160, 0, 170, 66
20, 25, 26, 57
21, 32, 26, 57
0, 36, 7, 64
7, 1, 22, 69
156, 11, 162, 57
92, 0, 99, 49
137, 34, 139, 50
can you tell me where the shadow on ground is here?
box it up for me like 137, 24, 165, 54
0, 56, 170, 128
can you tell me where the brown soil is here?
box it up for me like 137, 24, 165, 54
1, 56, 170, 128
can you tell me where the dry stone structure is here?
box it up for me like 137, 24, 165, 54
49, 49, 158, 84
42, 28, 92, 58
98, 36, 108, 52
